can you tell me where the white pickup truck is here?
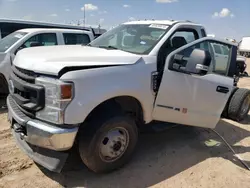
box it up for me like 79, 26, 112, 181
0, 28, 94, 98
7, 20, 250, 174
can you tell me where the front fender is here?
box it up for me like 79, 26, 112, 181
0, 52, 11, 81
60, 62, 155, 125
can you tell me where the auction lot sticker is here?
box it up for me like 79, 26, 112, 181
149, 24, 169, 30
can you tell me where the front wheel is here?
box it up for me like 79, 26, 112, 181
78, 115, 138, 173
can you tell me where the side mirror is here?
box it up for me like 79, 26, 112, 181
185, 49, 211, 75
171, 48, 211, 75
30, 42, 42, 47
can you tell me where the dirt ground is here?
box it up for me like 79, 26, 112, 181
1, 60, 250, 188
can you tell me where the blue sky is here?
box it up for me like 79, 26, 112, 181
0, 0, 249, 40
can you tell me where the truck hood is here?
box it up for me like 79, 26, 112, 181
14, 45, 141, 76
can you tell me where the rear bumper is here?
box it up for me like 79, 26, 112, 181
7, 95, 79, 172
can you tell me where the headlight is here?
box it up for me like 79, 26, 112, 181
35, 77, 74, 124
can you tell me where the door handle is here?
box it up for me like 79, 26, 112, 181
216, 86, 229, 93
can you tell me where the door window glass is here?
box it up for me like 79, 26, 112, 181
23, 33, 57, 48
213, 44, 223, 54
158, 29, 199, 72
201, 29, 207, 37
221, 45, 229, 55
63, 33, 90, 45
170, 40, 231, 76
171, 30, 197, 44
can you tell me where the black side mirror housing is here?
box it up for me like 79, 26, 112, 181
171, 48, 211, 75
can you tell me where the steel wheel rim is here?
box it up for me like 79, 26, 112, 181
240, 95, 250, 116
99, 127, 129, 163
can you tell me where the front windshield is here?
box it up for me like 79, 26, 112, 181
89, 24, 169, 54
0, 31, 27, 52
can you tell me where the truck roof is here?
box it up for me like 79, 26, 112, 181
0, 18, 107, 34
123, 19, 201, 26
18, 28, 92, 33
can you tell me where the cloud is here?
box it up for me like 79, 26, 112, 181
212, 8, 235, 18
65, 9, 70, 12
6, 0, 17, 2
50, 13, 58, 17
90, 14, 95, 17
156, 0, 178, 3
123, 4, 131, 8
81, 4, 98, 11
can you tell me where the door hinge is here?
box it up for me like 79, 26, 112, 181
151, 71, 160, 94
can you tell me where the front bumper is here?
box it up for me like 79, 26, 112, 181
7, 96, 79, 172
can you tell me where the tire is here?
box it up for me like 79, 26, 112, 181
228, 88, 250, 122
243, 72, 249, 77
221, 87, 238, 118
78, 114, 138, 173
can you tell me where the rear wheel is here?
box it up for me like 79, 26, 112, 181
243, 72, 249, 77
228, 88, 250, 122
78, 115, 138, 173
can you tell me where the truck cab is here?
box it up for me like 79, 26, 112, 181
0, 28, 94, 98
7, 20, 250, 174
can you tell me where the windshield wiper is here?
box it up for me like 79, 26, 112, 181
97, 45, 118, 50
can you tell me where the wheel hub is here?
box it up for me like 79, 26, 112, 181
241, 95, 250, 116
113, 141, 122, 151
99, 127, 129, 162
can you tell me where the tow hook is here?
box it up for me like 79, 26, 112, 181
20, 133, 26, 140
13, 123, 27, 140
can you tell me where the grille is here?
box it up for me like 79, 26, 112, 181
10, 66, 45, 114
12, 66, 36, 84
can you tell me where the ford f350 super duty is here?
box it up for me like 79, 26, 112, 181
7, 20, 250, 173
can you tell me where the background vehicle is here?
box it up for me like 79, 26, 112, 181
210, 43, 230, 74
0, 18, 106, 39
238, 36, 250, 57
7, 20, 250, 174
0, 28, 94, 98
236, 54, 248, 76
207, 34, 248, 78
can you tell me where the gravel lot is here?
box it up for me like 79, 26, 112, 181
0, 59, 250, 188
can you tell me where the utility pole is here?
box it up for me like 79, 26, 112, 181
98, 23, 101, 34
83, 5, 86, 27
